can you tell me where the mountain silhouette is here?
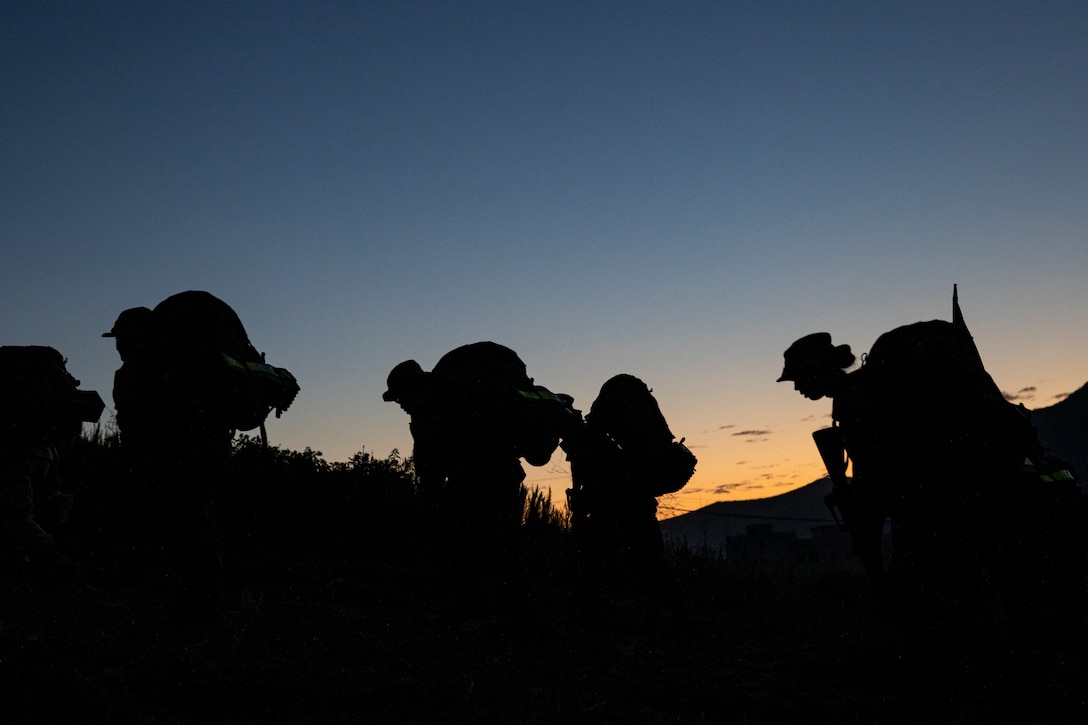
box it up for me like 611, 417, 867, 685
1030, 382, 1088, 480
660, 478, 838, 555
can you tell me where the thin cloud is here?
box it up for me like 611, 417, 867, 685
1003, 386, 1037, 402
732, 429, 772, 437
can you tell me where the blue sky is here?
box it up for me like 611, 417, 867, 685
3, 1, 1087, 513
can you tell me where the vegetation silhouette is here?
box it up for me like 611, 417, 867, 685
66, 427, 570, 600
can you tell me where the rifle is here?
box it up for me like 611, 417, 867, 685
813, 426, 887, 587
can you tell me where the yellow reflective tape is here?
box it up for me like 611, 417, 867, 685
221, 353, 246, 372
517, 387, 560, 402
244, 361, 277, 376
222, 352, 288, 381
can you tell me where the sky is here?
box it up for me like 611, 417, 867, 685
3, 1, 1087, 518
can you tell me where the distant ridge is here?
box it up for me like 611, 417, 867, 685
1030, 381, 1088, 480
660, 478, 837, 554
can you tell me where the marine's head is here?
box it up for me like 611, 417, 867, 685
383, 359, 428, 410
102, 307, 152, 339
102, 307, 153, 361
777, 332, 855, 400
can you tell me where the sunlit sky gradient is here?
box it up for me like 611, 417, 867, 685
3, 1, 1086, 517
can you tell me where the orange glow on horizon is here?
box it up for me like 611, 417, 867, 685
523, 446, 831, 522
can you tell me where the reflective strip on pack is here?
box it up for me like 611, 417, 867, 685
517, 387, 561, 403
1040, 469, 1075, 483
244, 360, 278, 377
221, 353, 247, 372
221, 353, 281, 381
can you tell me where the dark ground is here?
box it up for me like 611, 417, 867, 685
5, 534, 1088, 725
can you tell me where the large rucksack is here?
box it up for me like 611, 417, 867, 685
0, 345, 104, 444
861, 319, 1040, 471
586, 374, 696, 496
149, 291, 298, 431
430, 341, 573, 466
864, 319, 998, 399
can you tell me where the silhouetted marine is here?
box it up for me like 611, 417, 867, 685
563, 374, 695, 623
384, 341, 578, 615
778, 286, 1088, 708
104, 290, 299, 624
0, 345, 103, 580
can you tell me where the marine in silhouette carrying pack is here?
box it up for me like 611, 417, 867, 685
563, 374, 695, 623
104, 290, 299, 623
0, 345, 104, 579
779, 286, 1088, 710
384, 341, 579, 615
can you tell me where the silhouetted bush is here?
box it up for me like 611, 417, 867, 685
57, 428, 576, 588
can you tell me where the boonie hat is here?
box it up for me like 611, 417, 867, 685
777, 332, 841, 382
